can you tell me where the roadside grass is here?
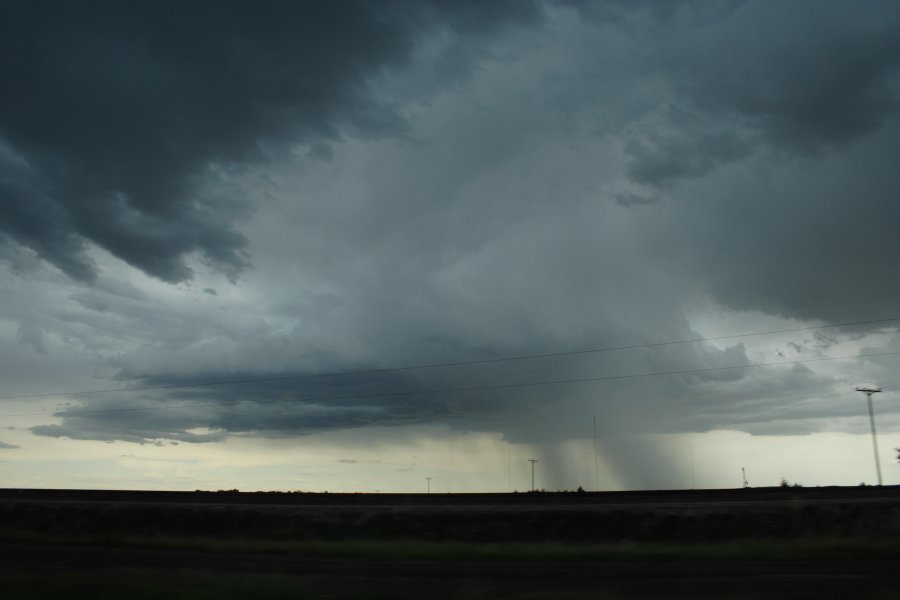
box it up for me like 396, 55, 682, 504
2, 528, 899, 561
0, 567, 687, 600
2, 563, 899, 600
0, 497, 894, 543
121, 535, 900, 561
3, 495, 898, 599
2, 497, 898, 562
0, 568, 332, 600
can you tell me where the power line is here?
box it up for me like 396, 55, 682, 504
2, 349, 897, 420
571, 394, 858, 466
466, 390, 840, 483
587, 370, 900, 463
1, 316, 898, 402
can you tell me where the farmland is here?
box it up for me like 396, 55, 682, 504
1, 486, 899, 598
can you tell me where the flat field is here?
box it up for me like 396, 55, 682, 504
1, 486, 898, 599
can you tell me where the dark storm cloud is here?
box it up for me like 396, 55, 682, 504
15, 0, 900, 452
683, 14, 900, 154
609, 0, 900, 322
0, 440, 18, 449
15, 321, 48, 355
613, 191, 657, 207
618, 1, 900, 191
662, 122, 900, 322
564, 0, 745, 25
0, 0, 545, 282
625, 130, 750, 188
31, 369, 463, 444
28, 330, 840, 446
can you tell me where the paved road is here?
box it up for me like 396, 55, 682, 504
2, 543, 897, 599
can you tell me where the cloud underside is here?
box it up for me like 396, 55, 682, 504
3, 1, 900, 448
2, 2, 897, 285
0, 1, 542, 282
31, 354, 850, 445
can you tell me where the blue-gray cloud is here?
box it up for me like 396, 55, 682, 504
0, 0, 544, 282
8, 0, 900, 454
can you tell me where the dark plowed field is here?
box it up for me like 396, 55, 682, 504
2, 485, 898, 543
2, 486, 899, 599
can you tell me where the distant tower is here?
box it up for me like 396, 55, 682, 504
528, 458, 539, 492
855, 385, 883, 486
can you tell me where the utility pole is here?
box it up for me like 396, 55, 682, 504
855, 386, 883, 485
508, 446, 511, 493
425, 477, 431, 494
593, 416, 599, 492
528, 458, 539, 492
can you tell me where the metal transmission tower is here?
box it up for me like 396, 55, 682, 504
593, 416, 600, 492
528, 458, 539, 492
855, 385, 883, 486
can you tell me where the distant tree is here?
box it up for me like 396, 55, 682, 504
780, 478, 802, 488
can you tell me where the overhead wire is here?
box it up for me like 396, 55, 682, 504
1, 348, 897, 420
3, 316, 898, 490
1, 315, 897, 402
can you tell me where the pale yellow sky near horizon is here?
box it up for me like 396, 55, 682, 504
1, 425, 896, 493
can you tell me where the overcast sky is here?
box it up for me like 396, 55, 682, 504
1, 0, 899, 492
